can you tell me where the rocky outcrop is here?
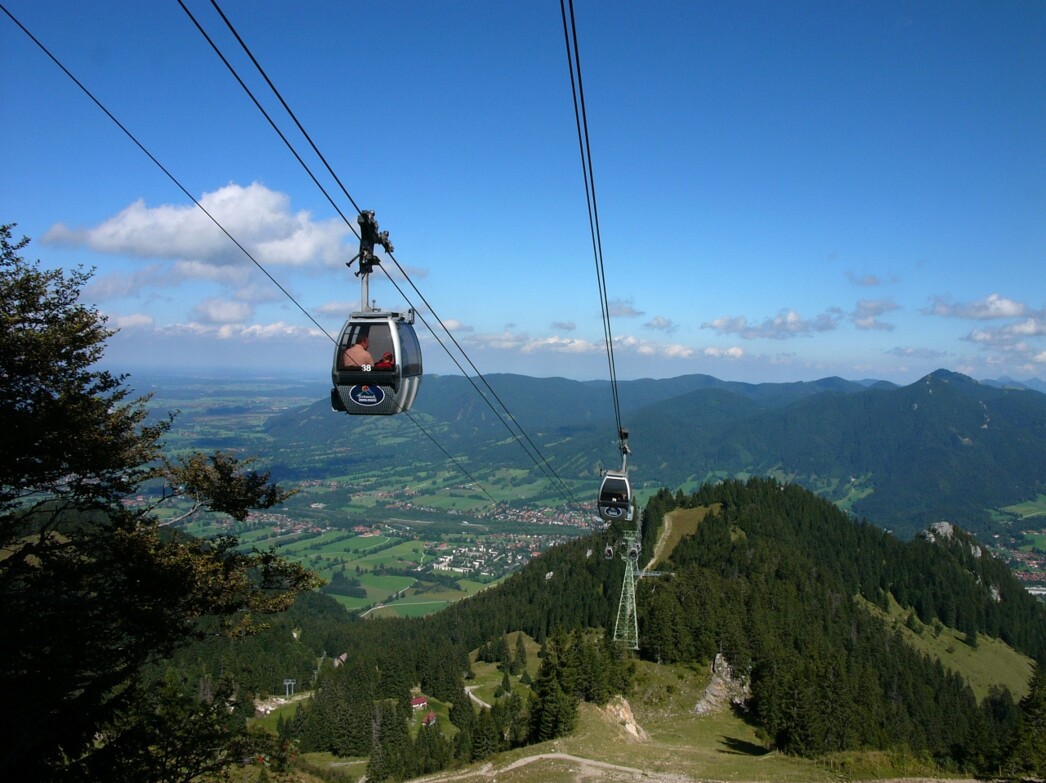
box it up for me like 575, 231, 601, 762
694, 654, 750, 715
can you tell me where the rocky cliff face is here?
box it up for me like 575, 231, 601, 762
694, 654, 750, 715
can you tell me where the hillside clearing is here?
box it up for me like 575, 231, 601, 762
397, 660, 974, 783
645, 506, 717, 571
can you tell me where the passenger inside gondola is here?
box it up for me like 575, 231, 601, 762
342, 333, 373, 368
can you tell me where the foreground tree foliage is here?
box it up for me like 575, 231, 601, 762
0, 225, 318, 781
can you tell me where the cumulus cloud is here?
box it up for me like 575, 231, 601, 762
702, 308, 843, 339
1008, 317, 1046, 337
924, 293, 1028, 319
703, 346, 744, 359
608, 298, 644, 318
472, 327, 694, 361
964, 318, 1045, 348
522, 335, 603, 354
643, 315, 678, 333
614, 335, 694, 358
110, 313, 155, 330
192, 298, 253, 325
852, 298, 899, 331
886, 346, 947, 359
159, 320, 323, 340
44, 182, 351, 270
316, 300, 361, 317
84, 264, 172, 301
439, 319, 474, 333
470, 329, 530, 351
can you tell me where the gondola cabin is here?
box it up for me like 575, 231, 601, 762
597, 469, 633, 523
331, 310, 422, 415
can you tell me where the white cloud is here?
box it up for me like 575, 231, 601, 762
84, 264, 171, 300
851, 298, 899, 331
192, 298, 253, 325
703, 346, 744, 359
551, 321, 576, 331
925, 293, 1028, 319
439, 319, 474, 333
887, 346, 947, 360
474, 328, 695, 361
702, 308, 843, 339
643, 315, 678, 333
1008, 317, 1046, 337
316, 300, 361, 317
614, 335, 695, 359
158, 320, 323, 340
110, 313, 155, 330
964, 317, 1045, 348
607, 298, 644, 318
44, 182, 351, 270
472, 330, 531, 351
522, 336, 603, 354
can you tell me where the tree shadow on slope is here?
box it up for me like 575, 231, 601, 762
718, 735, 771, 756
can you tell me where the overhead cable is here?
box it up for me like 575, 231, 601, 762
1, 3, 508, 508
0, 2, 332, 343
559, 0, 626, 452
199, 0, 586, 514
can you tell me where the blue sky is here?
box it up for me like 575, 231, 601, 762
2, 1, 1044, 385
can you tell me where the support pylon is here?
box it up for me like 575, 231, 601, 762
613, 530, 640, 650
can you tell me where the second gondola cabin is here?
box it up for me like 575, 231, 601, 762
597, 469, 633, 523
331, 309, 422, 416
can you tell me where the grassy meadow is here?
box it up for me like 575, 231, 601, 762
862, 593, 1034, 701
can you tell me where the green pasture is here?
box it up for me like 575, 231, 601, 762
340, 535, 394, 552
408, 492, 491, 512
355, 540, 425, 569
1002, 494, 1046, 520
250, 698, 305, 734
648, 505, 714, 569
359, 573, 415, 596
464, 632, 539, 706
328, 594, 369, 612
862, 593, 1034, 701
366, 601, 449, 618
371, 579, 496, 618
298, 753, 368, 781
275, 530, 356, 555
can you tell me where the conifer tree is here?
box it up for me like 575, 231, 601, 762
1004, 664, 1046, 777
513, 632, 528, 675
0, 225, 317, 781
473, 708, 500, 759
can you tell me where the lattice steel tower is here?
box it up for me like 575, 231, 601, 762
613, 529, 641, 650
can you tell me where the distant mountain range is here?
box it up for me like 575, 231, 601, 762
263, 369, 1046, 538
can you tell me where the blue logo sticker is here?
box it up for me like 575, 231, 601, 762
350, 384, 385, 406
603, 505, 623, 518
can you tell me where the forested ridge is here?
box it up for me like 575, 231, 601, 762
635, 479, 1046, 767
184, 477, 1046, 780
261, 369, 1046, 538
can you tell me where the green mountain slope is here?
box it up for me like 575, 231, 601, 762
633, 369, 1046, 535
212, 478, 1045, 777
260, 369, 1046, 538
